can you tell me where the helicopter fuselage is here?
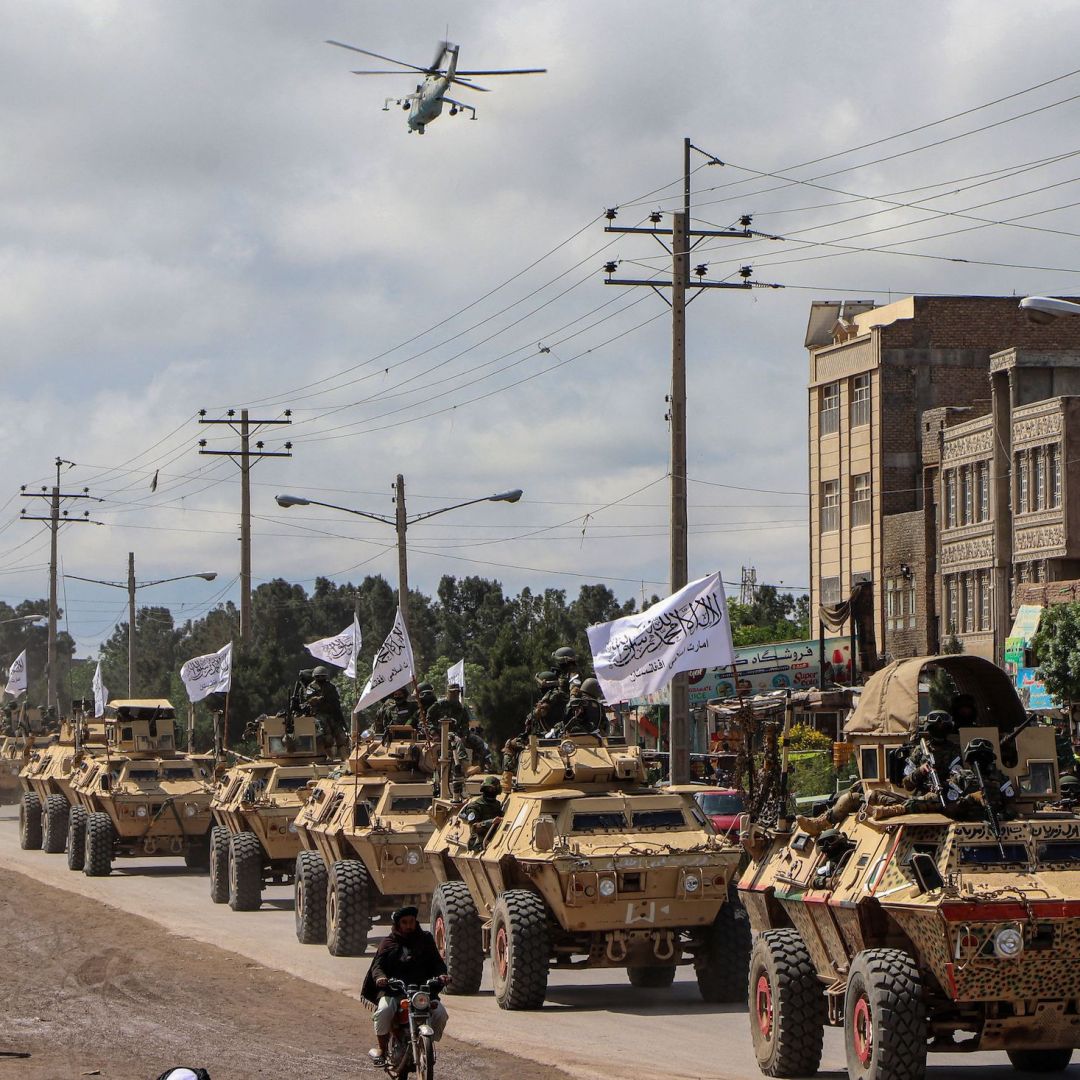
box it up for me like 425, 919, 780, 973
406, 74, 449, 132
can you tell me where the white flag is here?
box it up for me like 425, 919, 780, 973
92, 661, 107, 718
4, 650, 27, 698
447, 659, 465, 694
354, 608, 414, 714
587, 572, 734, 704
306, 617, 363, 679
180, 642, 233, 703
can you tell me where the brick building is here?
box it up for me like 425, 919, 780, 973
806, 295, 1080, 668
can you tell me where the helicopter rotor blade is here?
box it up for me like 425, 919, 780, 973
450, 76, 491, 92
350, 70, 421, 76
454, 68, 547, 76
326, 40, 431, 74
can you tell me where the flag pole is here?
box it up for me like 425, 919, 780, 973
223, 690, 230, 754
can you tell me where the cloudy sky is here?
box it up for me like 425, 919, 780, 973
4, 0, 1080, 654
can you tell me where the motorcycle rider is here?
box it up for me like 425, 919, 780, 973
361, 906, 450, 1067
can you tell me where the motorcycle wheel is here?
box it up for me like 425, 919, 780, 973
387, 1035, 411, 1080
416, 1033, 435, 1080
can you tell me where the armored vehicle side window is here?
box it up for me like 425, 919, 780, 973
273, 776, 314, 792
354, 802, 371, 828
1037, 841, 1080, 863
859, 747, 879, 778
959, 843, 1027, 865
571, 811, 626, 831
632, 809, 687, 829
390, 796, 432, 812
128, 767, 159, 780
1020, 761, 1055, 796
162, 766, 195, 779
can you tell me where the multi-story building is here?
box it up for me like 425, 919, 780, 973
806, 296, 1080, 668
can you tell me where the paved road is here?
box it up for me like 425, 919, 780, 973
0, 811, 1072, 1080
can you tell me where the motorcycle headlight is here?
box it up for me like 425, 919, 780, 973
684, 873, 701, 893
411, 991, 431, 1011
136, 805, 148, 818
406, 849, 422, 866
598, 877, 616, 898
184, 804, 197, 817
994, 926, 1023, 958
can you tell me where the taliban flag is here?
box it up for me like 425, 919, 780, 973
306, 614, 362, 679
4, 650, 27, 699
92, 661, 108, 718
179, 642, 233, 703
586, 572, 734, 704
354, 608, 414, 714
447, 658, 465, 694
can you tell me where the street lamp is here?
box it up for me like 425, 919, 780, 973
1019, 296, 1080, 324
66, 552, 217, 696
0, 614, 48, 627
276, 474, 523, 628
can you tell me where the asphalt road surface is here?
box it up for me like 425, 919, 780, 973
0, 811, 1075, 1080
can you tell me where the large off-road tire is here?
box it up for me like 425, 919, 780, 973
431, 881, 484, 994
184, 832, 210, 870
83, 812, 114, 877
66, 805, 87, 871
209, 827, 229, 903
42, 793, 69, 853
696, 895, 753, 1002
844, 948, 926, 1080
294, 850, 328, 944
1007, 1050, 1074, 1073
490, 890, 550, 1010
749, 928, 827, 1077
19, 792, 42, 850
326, 859, 372, 956
627, 965, 676, 988
228, 831, 264, 912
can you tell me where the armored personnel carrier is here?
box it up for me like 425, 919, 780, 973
424, 729, 749, 1010
741, 655, 1080, 1080
209, 711, 334, 911
67, 699, 215, 876
292, 725, 437, 956
19, 712, 107, 853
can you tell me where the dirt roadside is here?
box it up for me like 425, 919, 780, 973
0, 865, 568, 1080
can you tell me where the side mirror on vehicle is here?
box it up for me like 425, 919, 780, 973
909, 852, 944, 894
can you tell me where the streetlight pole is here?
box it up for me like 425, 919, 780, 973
66, 556, 217, 696
276, 480, 523, 633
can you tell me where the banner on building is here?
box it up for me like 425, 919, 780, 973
306, 615, 362, 679
587, 572, 734, 704
180, 642, 233, 703
355, 608, 415, 713
92, 661, 108, 718
4, 650, 27, 698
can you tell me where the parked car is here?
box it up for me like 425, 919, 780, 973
692, 788, 745, 838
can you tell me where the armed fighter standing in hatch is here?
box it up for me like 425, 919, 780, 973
374, 686, 420, 734
428, 681, 491, 772
297, 667, 349, 756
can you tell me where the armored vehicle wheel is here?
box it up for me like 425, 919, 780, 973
490, 890, 549, 1010
696, 895, 752, 1002
326, 859, 372, 956
1007, 1050, 1074, 1073
19, 792, 42, 850
228, 832, 264, 911
83, 812, 114, 877
295, 850, 328, 944
66, 806, 87, 871
42, 794, 69, 854
844, 948, 926, 1080
184, 833, 210, 870
627, 965, 676, 988
431, 881, 483, 994
749, 928, 827, 1077
209, 827, 229, 903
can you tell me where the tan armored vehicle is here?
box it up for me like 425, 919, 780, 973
67, 699, 215, 876
209, 712, 334, 911
292, 725, 437, 956
19, 713, 107, 853
741, 655, 1080, 1080
425, 730, 749, 1010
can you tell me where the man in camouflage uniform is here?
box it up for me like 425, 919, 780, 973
300, 667, 349, 754
460, 777, 504, 850
374, 687, 419, 734
558, 678, 606, 736
428, 682, 491, 770
501, 671, 560, 788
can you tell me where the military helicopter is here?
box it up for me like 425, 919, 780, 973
326, 39, 546, 134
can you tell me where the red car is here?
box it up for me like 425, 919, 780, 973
693, 788, 745, 839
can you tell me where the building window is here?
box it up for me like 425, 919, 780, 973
964, 573, 975, 633
885, 577, 896, 631
978, 572, 991, 631
851, 373, 871, 427
1050, 445, 1062, 508
820, 576, 841, 606
977, 461, 990, 521
820, 480, 839, 532
961, 466, 973, 525
1034, 449, 1046, 511
907, 575, 917, 628
819, 382, 840, 436
946, 576, 959, 635
1016, 452, 1028, 513
945, 470, 957, 528
851, 473, 871, 527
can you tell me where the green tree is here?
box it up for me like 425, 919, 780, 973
1033, 602, 1080, 707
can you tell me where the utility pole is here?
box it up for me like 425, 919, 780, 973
394, 474, 410, 630
739, 566, 758, 606
603, 137, 783, 784
198, 408, 293, 642
19, 459, 100, 712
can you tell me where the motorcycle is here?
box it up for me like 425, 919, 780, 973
384, 977, 445, 1079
